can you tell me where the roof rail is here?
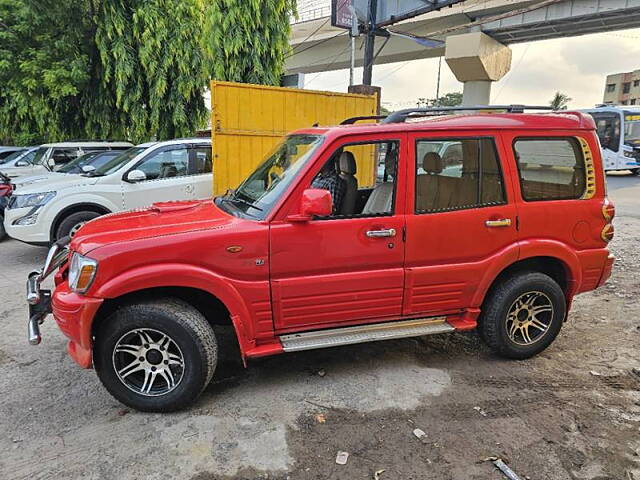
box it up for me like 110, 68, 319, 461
340, 115, 388, 125
383, 105, 555, 124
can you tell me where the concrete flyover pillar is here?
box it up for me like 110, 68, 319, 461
444, 32, 512, 106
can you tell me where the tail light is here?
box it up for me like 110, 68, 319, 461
601, 198, 615, 243
602, 197, 615, 221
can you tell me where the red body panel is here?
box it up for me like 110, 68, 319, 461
50, 112, 613, 367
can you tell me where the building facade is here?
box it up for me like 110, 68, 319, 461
603, 69, 640, 105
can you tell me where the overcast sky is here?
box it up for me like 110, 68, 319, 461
305, 28, 640, 110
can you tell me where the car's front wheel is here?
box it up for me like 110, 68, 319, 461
480, 272, 566, 359
55, 211, 101, 241
94, 298, 217, 412
0, 215, 6, 241
630, 168, 640, 176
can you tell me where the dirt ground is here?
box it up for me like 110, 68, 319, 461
0, 173, 639, 480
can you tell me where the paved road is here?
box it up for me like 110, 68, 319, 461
0, 174, 639, 479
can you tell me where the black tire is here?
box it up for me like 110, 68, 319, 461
479, 272, 566, 359
0, 215, 6, 242
94, 298, 217, 412
55, 211, 101, 241
630, 168, 640, 176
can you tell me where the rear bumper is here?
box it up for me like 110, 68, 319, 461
51, 282, 103, 368
575, 248, 614, 294
597, 254, 615, 287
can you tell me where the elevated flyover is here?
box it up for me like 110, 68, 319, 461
289, 0, 640, 103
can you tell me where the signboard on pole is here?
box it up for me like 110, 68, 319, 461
331, 0, 467, 29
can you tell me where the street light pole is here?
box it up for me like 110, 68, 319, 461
362, 0, 377, 85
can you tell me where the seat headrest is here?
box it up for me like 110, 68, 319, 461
422, 152, 443, 174
385, 149, 397, 178
339, 151, 357, 175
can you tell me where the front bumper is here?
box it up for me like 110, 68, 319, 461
4, 205, 51, 244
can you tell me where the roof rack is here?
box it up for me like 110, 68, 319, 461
383, 105, 555, 124
340, 115, 388, 125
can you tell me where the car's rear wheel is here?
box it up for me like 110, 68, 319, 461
480, 272, 566, 359
94, 298, 217, 412
55, 211, 101, 241
0, 215, 6, 241
630, 168, 640, 176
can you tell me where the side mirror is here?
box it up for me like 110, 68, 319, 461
125, 169, 147, 183
15, 160, 28, 167
287, 188, 332, 222
81, 165, 96, 173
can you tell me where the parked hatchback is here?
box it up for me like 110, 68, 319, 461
25, 107, 614, 412
5, 138, 212, 244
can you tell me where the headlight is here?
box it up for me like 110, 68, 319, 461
68, 252, 98, 293
9, 191, 56, 209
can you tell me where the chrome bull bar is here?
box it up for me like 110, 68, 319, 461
26, 241, 69, 345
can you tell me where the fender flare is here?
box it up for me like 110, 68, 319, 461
94, 263, 257, 354
470, 239, 581, 307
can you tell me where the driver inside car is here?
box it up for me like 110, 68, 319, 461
311, 157, 346, 214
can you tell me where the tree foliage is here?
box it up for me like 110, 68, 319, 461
550, 91, 572, 110
0, 0, 209, 145
416, 92, 463, 108
204, 0, 297, 85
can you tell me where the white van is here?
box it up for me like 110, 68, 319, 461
0, 141, 132, 178
4, 138, 212, 245
582, 106, 640, 173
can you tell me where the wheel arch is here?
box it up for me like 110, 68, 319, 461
477, 255, 576, 317
89, 264, 259, 362
50, 202, 112, 241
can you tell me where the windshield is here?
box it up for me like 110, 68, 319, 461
57, 152, 100, 173
32, 147, 50, 166
624, 112, 640, 142
219, 134, 324, 220
0, 149, 28, 165
90, 146, 148, 176
590, 112, 621, 151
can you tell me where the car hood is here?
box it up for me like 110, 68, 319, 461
12, 173, 100, 194
71, 200, 238, 254
12, 172, 67, 189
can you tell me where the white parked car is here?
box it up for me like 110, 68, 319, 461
0, 141, 132, 178
4, 138, 213, 245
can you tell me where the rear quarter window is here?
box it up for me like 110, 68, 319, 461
513, 138, 586, 201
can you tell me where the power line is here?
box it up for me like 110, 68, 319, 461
305, 43, 352, 87
286, 30, 347, 59
291, 17, 330, 53
492, 42, 530, 102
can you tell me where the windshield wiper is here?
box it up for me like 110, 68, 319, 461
230, 192, 263, 211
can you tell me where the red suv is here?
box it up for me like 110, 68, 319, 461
26, 107, 615, 411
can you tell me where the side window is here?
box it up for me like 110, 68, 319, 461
136, 147, 189, 180
590, 113, 620, 150
311, 140, 400, 217
51, 148, 80, 165
415, 138, 505, 213
191, 146, 212, 174
514, 138, 586, 201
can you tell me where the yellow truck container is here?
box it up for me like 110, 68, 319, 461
210, 81, 378, 195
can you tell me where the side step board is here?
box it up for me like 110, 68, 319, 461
279, 317, 454, 353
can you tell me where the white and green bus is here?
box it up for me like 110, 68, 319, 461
582, 105, 640, 174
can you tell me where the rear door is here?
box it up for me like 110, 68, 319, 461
403, 132, 519, 316
189, 144, 213, 199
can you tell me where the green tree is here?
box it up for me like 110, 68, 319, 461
0, 0, 209, 145
429, 92, 463, 107
204, 0, 297, 85
550, 91, 572, 110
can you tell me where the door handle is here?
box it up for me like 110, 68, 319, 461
366, 228, 396, 238
485, 218, 512, 228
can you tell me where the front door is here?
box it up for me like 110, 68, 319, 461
122, 144, 193, 209
403, 133, 519, 316
269, 135, 407, 332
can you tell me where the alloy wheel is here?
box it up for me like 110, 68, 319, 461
112, 328, 185, 396
505, 291, 554, 346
